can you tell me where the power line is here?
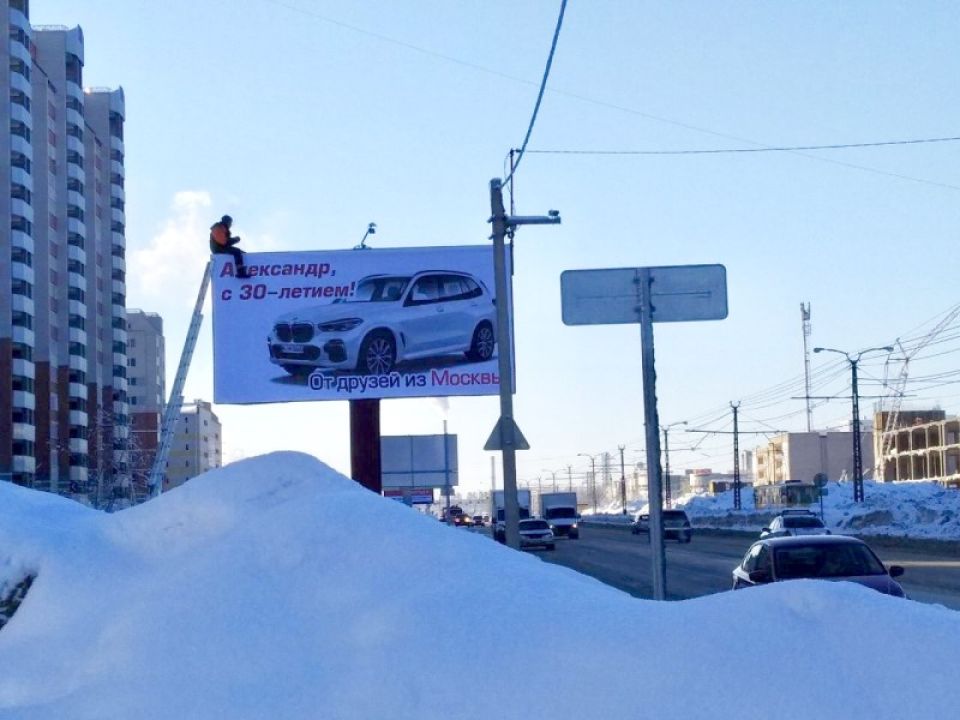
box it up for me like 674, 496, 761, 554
505, 0, 569, 184
524, 135, 960, 156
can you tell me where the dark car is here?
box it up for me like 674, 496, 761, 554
732, 535, 906, 597
631, 509, 692, 543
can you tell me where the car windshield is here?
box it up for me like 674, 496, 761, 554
783, 516, 824, 529
544, 507, 577, 519
774, 543, 886, 579
342, 276, 410, 303
663, 511, 688, 520
520, 520, 550, 531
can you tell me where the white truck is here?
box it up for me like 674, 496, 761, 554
539, 491, 580, 539
492, 489, 531, 543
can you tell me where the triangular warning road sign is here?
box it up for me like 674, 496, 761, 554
483, 417, 530, 451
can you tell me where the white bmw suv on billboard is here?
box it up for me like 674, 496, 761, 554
267, 271, 497, 376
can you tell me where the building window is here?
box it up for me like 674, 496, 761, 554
12, 279, 32, 298
130, 378, 137, 386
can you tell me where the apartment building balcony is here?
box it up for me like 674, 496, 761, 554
67, 243, 87, 266
111, 184, 125, 203
11, 456, 36, 474
10, 100, 31, 126
11, 259, 34, 285
12, 358, 35, 379
67, 216, 85, 236
12, 422, 35, 442
69, 382, 87, 400
69, 437, 88, 454
68, 354, 87, 373
111, 207, 125, 226
68, 465, 88, 483
11, 324, 34, 347
112, 278, 126, 296
67, 161, 84, 182
10, 197, 33, 223
68, 271, 85, 292
13, 390, 36, 411
66, 106, 83, 130
111, 253, 125, 273
10, 167, 32, 192
10, 70, 30, 96
68, 299, 87, 318
68, 327, 87, 345
68, 410, 88, 426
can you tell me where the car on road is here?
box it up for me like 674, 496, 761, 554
472, 515, 486, 527
518, 519, 556, 551
732, 535, 906, 597
267, 271, 496, 376
452, 513, 474, 527
631, 510, 692, 543
760, 509, 831, 539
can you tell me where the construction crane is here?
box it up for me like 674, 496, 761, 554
876, 303, 960, 479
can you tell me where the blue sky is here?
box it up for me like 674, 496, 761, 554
36, 1, 960, 490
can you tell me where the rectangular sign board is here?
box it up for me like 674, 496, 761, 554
383, 488, 436, 504
560, 264, 727, 326
212, 246, 508, 404
380, 434, 458, 489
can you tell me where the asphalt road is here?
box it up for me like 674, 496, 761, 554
529, 525, 960, 610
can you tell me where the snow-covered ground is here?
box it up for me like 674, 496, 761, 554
589, 480, 960, 540
1, 453, 959, 719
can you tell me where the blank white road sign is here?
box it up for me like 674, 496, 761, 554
560, 264, 728, 325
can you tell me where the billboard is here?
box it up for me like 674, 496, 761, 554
212, 246, 506, 404
380, 434, 458, 489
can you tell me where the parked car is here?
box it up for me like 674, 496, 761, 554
267, 271, 496, 376
731, 535, 906, 597
631, 509, 692, 543
760, 510, 831, 539
472, 515, 486, 527
518, 519, 556, 551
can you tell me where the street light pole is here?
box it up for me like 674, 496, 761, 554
660, 421, 688, 509
577, 453, 597, 513
814, 345, 893, 502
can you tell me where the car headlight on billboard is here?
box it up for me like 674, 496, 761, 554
317, 318, 363, 332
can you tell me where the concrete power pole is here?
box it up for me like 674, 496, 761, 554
801, 303, 813, 432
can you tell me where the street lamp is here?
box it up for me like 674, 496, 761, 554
814, 345, 893, 502
541, 468, 558, 493
660, 421, 688, 509
577, 453, 598, 514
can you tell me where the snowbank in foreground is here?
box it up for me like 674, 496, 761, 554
671, 480, 960, 539
1, 453, 958, 720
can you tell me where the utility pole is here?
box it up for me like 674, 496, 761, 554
801, 303, 813, 432
566, 464, 573, 492
731, 402, 741, 510
814, 345, 893, 502
483, 178, 560, 548
577, 453, 597, 513
618, 445, 627, 514
660, 421, 688, 509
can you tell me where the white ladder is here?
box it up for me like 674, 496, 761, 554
148, 261, 213, 498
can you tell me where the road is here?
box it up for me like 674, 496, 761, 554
527, 525, 960, 610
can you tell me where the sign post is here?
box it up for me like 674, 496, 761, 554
561, 264, 728, 600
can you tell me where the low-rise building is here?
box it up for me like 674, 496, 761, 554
753, 431, 873, 486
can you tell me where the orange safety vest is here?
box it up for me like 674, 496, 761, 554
211, 223, 229, 247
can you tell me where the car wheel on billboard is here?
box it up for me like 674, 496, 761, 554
281, 364, 311, 377
357, 330, 396, 375
466, 322, 495, 362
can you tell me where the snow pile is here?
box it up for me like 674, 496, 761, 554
1, 453, 959, 719
672, 480, 960, 539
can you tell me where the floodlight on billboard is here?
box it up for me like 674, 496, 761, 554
211, 246, 509, 404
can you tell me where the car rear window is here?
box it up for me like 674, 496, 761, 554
784, 516, 825, 529
663, 511, 689, 520
773, 543, 886, 579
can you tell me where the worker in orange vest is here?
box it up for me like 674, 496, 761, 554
209, 214, 249, 278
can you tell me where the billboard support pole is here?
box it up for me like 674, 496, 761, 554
638, 268, 667, 601
350, 399, 381, 493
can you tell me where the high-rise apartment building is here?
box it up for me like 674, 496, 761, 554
1, 4, 128, 500
126, 309, 165, 495
165, 400, 222, 491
